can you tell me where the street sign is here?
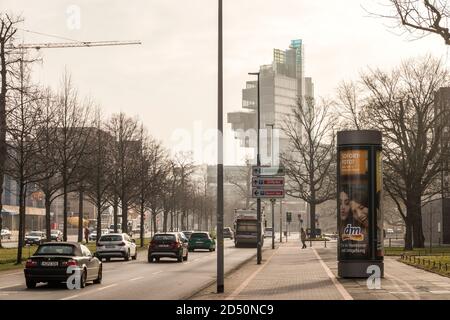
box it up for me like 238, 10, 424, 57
252, 166, 285, 176
252, 188, 285, 199
252, 177, 285, 188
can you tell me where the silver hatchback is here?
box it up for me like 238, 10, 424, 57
96, 233, 137, 262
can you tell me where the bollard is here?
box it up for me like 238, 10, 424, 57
324, 240, 327, 248
389, 238, 391, 248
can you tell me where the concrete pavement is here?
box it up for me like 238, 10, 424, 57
192, 241, 450, 300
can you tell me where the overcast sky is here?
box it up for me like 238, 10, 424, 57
3, 0, 449, 165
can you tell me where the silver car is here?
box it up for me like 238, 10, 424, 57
96, 233, 137, 261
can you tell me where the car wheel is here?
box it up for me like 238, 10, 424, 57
148, 256, 153, 263
183, 253, 188, 261
106, 257, 110, 262
26, 279, 36, 289
79, 269, 87, 289
177, 253, 183, 262
93, 266, 102, 284
209, 248, 213, 252
124, 250, 130, 261
132, 250, 137, 260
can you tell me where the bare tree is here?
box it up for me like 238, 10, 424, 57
224, 159, 254, 209
383, 0, 450, 45
0, 13, 21, 248
282, 97, 336, 238
54, 72, 92, 241
359, 55, 449, 249
335, 81, 367, 131
173, 152, 194, 230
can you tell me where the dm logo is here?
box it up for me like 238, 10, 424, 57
342, 224, 364, 241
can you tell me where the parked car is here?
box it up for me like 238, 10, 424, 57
148, 232, 188, 263
25, 231, 46, 245
223, 227, 234, 239
1, 228, 11, 240
50, 230, 63, 242
89, 229, 109, 241
96, 233, 137, 261
181, 230, 194, 240
188, 232, 216, 252
24, 242, 102, 289
264, 227, 273, 238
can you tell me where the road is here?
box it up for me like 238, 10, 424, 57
0, 239, 264, 300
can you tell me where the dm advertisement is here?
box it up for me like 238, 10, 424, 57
338, 149, 370, 260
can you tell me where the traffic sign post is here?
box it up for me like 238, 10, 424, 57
252, 166, 285, 177
252, 189, 285, 199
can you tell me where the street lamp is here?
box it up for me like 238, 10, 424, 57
266, 123, 275, 250
249, 71, 262, 264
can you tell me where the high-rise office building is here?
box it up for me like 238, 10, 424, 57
227, 39, 314, 164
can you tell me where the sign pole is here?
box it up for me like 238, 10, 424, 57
271, 199, 275, 249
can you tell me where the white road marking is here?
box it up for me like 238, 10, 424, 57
312, 248, 353, 300
96, 284, 117, 291
130, 277, 144, 281
152, 271, 162, 275
430, 290, 450, 294
60, 294, 80, 300
0, 283, 21, 290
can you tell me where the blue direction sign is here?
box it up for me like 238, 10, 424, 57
252, 166, 285, 177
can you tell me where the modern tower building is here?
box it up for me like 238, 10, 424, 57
227, 39, 314, 164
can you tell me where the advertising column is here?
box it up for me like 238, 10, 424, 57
337, 130, 384, 278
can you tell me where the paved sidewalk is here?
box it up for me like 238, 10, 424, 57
192, 241, 349, 300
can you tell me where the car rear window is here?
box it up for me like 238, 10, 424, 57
190, 233, 208, 239
35, 245, 75, 255
153, 234, 176, 242
99, 235, 123, 242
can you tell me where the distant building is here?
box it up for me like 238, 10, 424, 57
435, 87, 450, 199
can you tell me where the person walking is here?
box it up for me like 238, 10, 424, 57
84, 227, 90, 244
300, 228, 307, 249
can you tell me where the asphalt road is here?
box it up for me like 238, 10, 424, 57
0, 239, 264, 300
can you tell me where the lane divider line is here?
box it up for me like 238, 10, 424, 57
0, 283, 21, 290
312, 248, 353, 300
96, 283, 117, 291
130, 277, 144, 282
226, 248, 278, 300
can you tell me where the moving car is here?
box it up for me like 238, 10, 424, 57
108, 224, 122, 234
181, 230, 194, 240
188, 232, 216, 252
264, 227, 273, 238
25, 231, 46, 245
24, 242, 102, 289
96, 233, 137, 261
89, 229, 109, 241
148, 232, 188, 263
1, 228, 11, 240
223, 227, 234, 239
50, 230, 63, 242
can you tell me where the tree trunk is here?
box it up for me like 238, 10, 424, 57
113, 197, 118, 233
152, 211, 157, 234
122, 199, 128, 234
404, 216, 413, 250
96, 200, 102, 245
140, 201, 145, 247
78, 188, 84, 242
63, 178, 68, 242
45, 193, 52, 241
309, 202, 316, 239
16, 183, 25, 264
0, 40, 8, 249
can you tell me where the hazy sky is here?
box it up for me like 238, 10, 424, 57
3, 0, 449, 164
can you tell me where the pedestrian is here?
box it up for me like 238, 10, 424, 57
300, 228, 307, 249
84, 227, 90, 244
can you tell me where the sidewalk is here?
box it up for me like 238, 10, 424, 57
192, 241, 349, 300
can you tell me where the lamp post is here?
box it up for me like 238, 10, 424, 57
266, 123, 275, 250
249, 71, 262, 264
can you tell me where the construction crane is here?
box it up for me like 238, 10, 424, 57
6, 40, 141, 51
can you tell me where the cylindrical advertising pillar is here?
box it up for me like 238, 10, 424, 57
337, 130, 384, 278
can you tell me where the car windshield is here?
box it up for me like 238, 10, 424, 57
190, 233, 208, 239
51, 230, 59, 234
35, 245, 75, 256
237, 221, 257, 232
29, 232, 43, 237
153, 234, 176, 242
99, 235, 122, 242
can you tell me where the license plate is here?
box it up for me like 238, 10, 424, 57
106, 245, 115, 248
41, 261, 58, 267
158, 244, 169, 247
196, 241, 203, 244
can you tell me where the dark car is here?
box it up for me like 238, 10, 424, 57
223, 227, 234, 239
148, 232, 188, 263
188, 232, 216, 252
24, 242, 102, 289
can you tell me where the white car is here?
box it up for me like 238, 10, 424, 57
1, 228, 11, 240
25, 231, 46, 245
264, 227, 273, 238
89, 229, 109, 241
96, 233, 137, 261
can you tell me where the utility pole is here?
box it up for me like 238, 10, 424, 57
249, 71, 261, 265
267, 123, 276, 250
216, 0, 225, 294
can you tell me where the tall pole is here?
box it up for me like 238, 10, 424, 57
216, 0, 225, 294
280, 199, 283, 243
249, 72, 261, 265
267, 124, 275, 250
